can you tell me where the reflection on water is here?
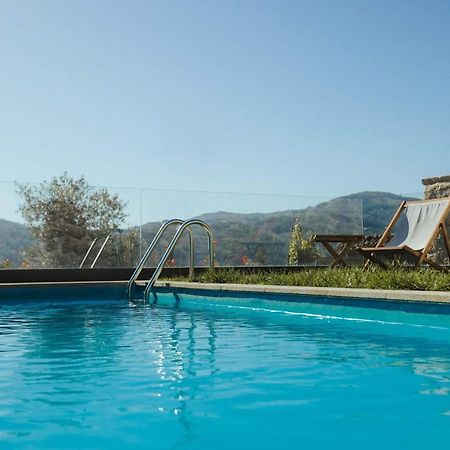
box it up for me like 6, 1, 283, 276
0, 294, 450, 449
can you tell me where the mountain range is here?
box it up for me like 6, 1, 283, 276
141, 191, 415, 266
0, 219, 33, 267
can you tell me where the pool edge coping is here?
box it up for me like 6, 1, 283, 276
151, 281, 450, 304
0, 280, 449, 305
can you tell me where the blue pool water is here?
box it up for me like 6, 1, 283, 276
1, 289, 450, 449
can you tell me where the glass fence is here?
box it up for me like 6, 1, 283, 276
0, 180, 430, 270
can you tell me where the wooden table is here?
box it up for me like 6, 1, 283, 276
313, 234, 365, 267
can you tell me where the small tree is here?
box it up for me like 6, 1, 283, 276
288, 216, 319, 265
17, 174, 128, 268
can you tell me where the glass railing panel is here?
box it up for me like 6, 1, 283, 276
140, 190, 364, 268
5, 180, 444, 271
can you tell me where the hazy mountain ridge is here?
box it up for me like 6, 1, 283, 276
142, 192, 416, 266
0, 219, 34, 266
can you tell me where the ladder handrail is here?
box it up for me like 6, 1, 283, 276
127, 219, 194, 298
79, 238, 98, 268
90, 234, 112, 268
80, 230, 124, 269
143, 219, 214, 300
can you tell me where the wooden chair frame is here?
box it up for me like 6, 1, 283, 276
313, 234, 365, 267
359, 198, 450, 271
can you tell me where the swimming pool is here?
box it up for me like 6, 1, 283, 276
1, 286, 450, 449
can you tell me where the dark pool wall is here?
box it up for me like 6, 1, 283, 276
0, 283, 130, 301
0, 267, 189, 284
0, 266, 317, 284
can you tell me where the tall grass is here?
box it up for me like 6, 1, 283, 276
176, 268, 450, 291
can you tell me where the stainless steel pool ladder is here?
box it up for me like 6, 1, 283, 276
127, 219, 190, 298
127, 219, 214, 300
79, 234, 112, 268
142, 219, 214, 301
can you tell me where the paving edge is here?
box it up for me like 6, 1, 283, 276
152, 281, 450, 304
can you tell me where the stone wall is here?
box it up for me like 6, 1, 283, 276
422, 175, 450, 199
422, 175, 450, 264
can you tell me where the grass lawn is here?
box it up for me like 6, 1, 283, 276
171, 267, 450, 292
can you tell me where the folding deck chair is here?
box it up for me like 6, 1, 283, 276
359, 197, 450, 271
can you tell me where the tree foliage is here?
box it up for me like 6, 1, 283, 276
17, 174, 130, 268
288, 216, 319, 265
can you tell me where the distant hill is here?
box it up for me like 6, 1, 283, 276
197, 191, 415, 231
1, 191, 417, 267
141, 191, 417, 266
0, 219, 34, 266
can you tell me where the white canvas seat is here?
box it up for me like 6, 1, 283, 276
359, 198, 450, 271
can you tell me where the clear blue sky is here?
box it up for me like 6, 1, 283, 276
1, 0, 449, 223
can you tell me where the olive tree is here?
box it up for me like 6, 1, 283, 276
17, 174, 136, 268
